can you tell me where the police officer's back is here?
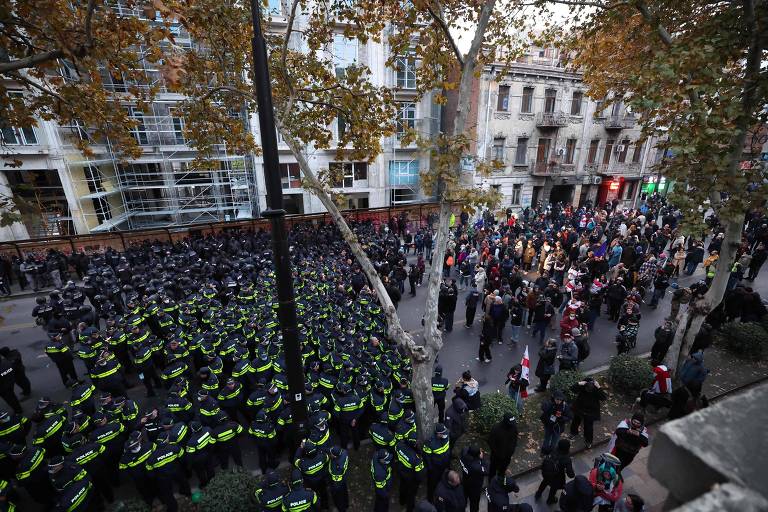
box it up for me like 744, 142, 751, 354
255, 470, 288, 512
282, 469, 318, 512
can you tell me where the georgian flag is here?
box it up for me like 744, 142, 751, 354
520, 346, 530, 398
652, 365, 672, 394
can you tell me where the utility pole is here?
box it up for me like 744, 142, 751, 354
248, 0, 307, 429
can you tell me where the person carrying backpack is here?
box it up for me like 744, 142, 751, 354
535, 439, 575, 505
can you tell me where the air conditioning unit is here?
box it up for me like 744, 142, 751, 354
593, 176, 603, 185
615, 144, 625, 154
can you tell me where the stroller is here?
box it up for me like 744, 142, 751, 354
615, 323, 638, 355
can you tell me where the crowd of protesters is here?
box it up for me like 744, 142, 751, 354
0, 193, 763, 512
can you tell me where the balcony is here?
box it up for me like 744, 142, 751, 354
604, 115, 636, 130
535, 112, 568, 128
531, 162, 552, 176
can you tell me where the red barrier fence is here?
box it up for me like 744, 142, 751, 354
0, 203, 440, 259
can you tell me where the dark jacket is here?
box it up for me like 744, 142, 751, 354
540, 398, 572, 429
444, 398, 467, 440
541, 439, 575, 488
487, 420, 518, 460
433, 473, 466, 512
651, 326, 674, 364
570, 382, 607, 420
535, 345, 557, 379
559, 475, 594, 512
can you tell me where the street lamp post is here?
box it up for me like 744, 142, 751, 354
248, 0, 308, 429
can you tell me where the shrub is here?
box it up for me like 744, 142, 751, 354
548, 370, 586, 402
714, 321, 768, 360
197, 467, 260, 512
110, 499, 151, 512
608, 354, 653, 395
471, 391, 518, 435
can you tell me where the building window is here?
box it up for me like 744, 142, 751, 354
611, 101, 623, 117
511, 184, 522, 205
266, 0, 281, 14
544, 89, 557, 113
632, 142, 644, 163
280, 163, 302, 189
395, 56, 416, 89
396, 102, 416, 139
336, 114, 348, 141
521, 87, 534, 113
618, 138, 630, 163
391, 188, 418, 204
333, 34, 357, 78
330, 162, 367, 188
497, 85, 510, 111
603, 139, 615, 165
565, 138, 577, 164
389, 160, 419, 185
492, 137, 505, 162
536, 138, 551, 163
2, 93, 38, 145
594, 99, 605, 117
588, 139, 600, 164
129, 108, 149, 145
515, 137, 528, 165
570, 91, 583, 115
283, 194, 304, 214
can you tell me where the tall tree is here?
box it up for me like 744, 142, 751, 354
545, 0, 767, 373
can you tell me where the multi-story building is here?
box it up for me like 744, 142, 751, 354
1, 3, 437, 240
471, 45, 662, 210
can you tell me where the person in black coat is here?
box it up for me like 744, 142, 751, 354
487, 412, 518, 479
558, 475, 594, 512
459, 445, 487, 512
534, 339, 557, 392
535, 439, 575, 504
568, 378, 607, 448
651, 322, 674, 366
433, 470, 466, 512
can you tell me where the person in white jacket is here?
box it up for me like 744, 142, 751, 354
474, 265, 486, 293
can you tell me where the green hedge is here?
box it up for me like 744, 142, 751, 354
197, 467, 260, 511
548, 369, 586, 402
471, 392, 519, 435
714, 321, 768, 360
608, 354, 653, 395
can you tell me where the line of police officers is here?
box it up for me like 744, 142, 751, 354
4, 229, 530, 512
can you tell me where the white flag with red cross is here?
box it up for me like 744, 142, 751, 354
520, 345, 530, 398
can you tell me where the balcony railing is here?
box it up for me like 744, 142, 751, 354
604, 115, 636, 130
531, 162, 551, 175
536, 112, 568, 128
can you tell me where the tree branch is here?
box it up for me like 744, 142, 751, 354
634, 0, 674, 47
423, 1, 464, 66
83, 0, 97, 50
0, 50, 64, 74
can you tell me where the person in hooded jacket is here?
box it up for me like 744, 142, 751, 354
433, 470, 466, 512
487, 412, 518, 479
568, 378, 607, 449
443, 397, 467, 448
486, 470, 530, 512
459, 445, 486, 512
535, 439, 575, 504
540, 391, 571, 455
558, 475, 594, 512
679, 351, 709, 395
534, 339, 557, 392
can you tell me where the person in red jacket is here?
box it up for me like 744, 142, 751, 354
588, 455, 623, 512
559, 308, 581, 340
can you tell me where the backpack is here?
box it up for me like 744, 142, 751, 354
446, 256, 455, 267
541, 454, 560, 479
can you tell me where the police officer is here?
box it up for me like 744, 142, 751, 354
460, 445, 487, 512
0, 360, 20, 415
165, 390, 194, 423
145, 431, 191, 512
369, 412, 395, 451
118, 431, 155, 506
185, 421, 216, 487
11, 444, 55, 507
88, 411, 125, 488
328, 445, 349, 512
0, 411, 29, 445
196, 389, 221, 427
65, 433, 114, 503
217, 377, 246, 423
423, 423, 451, 502
395, 437, 425, 512
249, 409, 278, 475
486, 471, 524, 512
70, 381, 96, 416
160, 416, 188, 445
371, 448, 393, 512
282, 469, 318, 512
0, 348, 30, 399
394, 409, 417, 442
45, 332, 79, 386
131, 340, 162, 397
431, 366, 449, 423
51, 468, 97, 512
31, 399, 67, 456
89, 351, 126, 397
293, 439, 328, 510
255, 470, 288, 512
332, 383, 364, 450
211, 414, 244, 469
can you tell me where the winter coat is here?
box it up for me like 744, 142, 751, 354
559, 475, 594, 512
433, 473, 466, 512
535, 345, 557, 378
570, 383, 607, 420
444, 398, 468, 440
540, 399, 572, 429
488, 421, 518, 460
680, 352, 709, 387
558, 342, 579, 370
559, 316, 580, 339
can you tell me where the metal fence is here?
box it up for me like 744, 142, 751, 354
0, 203, 440, 259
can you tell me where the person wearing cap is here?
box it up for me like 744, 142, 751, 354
255, 470, 288, 512
165, 390, 194, 424
327, 445, 349, 512
88, 411, 126, 485
459, 445, 486, 512
118, 431, 155, 505
443, 396, 468, 448
422, 423, 451, 502
394, 409, 417, 442
540, 391, 571, 455
249, 409, 278, 475
0, 410, 29, 446
307, 408, 335, 452
131, 339, 163, 398
608, 412, 650, 471
557, 335, 579, 371
67, 380, 95, 417
486, 470, 527, 512
89, 350, 126, 397
332, 382, 364, 450
31, 399, 67, 456
160, 416, 188, 445
217, 377, 246, 423
395, 437, 425, 512
282, 468, 318, 512
211, 414, 244, 469
52, 457, 98, 512
369, 412, 395, 451
145, 431, 191, 512
431, 366, 449, 423
0, 360, 20, 416
196, 389, 222, 427
488, 412, 518, 480
371, 448, 393, 512
12, 444, 55, 507
185, 420, 216, 487
293, 439, 329, 509
45, 332, 79, 386
65, 433, 114, 503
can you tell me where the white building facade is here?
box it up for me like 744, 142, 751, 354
473, 48, 661, 211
